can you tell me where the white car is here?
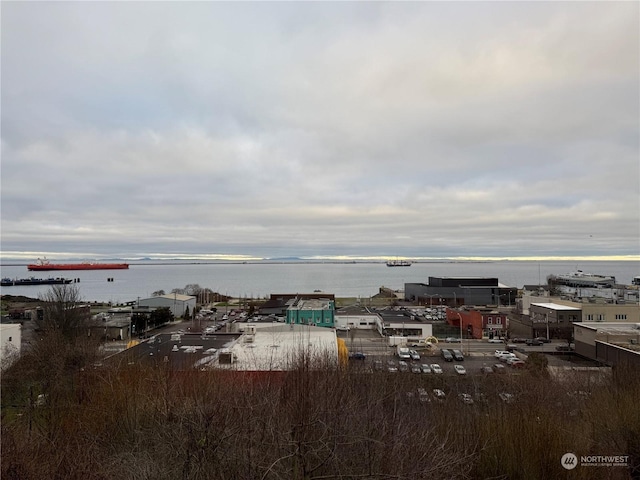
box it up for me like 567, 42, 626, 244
433, 389, 446, 401
499, 353, 517, 362
421, 364, 432, 373
430, 363, 443, 374
499, 392, 515, 403
488, 338, 503, 343
494, 350, 510, 358
505, 356, 521, 365
454, 365, 467, 375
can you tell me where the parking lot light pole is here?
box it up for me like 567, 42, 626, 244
426, 294, 440, 309
456, 311, 464, 354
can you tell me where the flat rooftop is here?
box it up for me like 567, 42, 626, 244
290, 298, 333, 310
578, 322, 640, 335
226, 324, 338, 371
531, 302, 581, 311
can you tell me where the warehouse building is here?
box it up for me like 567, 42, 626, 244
405, 277, 517, 307
137, 293, 196, 318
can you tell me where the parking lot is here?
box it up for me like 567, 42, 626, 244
340, 328, 601, 375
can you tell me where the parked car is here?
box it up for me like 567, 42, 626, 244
433, 388, 446, 401
492, 363, 506, 373
430, 363, 443, 374
499, 392, 515, 403
536, 337, 552, 343
452, 349, 464, 361
488, 338, 503, 344
441, 349, 454, 362
445, 337, 461, 343
494, 350, 510, 358
511, 338, 526, 343
555, 345, 574, 352
510, 360, 525, 368
480, 366, 494, 374
454, 365, 467, 375
505, 356, 521, 365
411, 365, 422, 374
409, 350, 421, 361
373, 360, 383, 371
459, 393, 474, 405
417, 387, 431, 402
349, 352, 366, 360
387, 360, 398, 373
398, 361, 409, 372
525, 339, 543, 346
421, 364, 432, 373
499, 353, 517, 362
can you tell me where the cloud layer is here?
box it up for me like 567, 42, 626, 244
2, 2, 638, 260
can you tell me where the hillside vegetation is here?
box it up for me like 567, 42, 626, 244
2, 341, 639, 480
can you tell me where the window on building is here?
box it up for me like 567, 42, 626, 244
615, 314, 628, 320
487, 318, 492, 325
8, 337, 12, 342
586, 314, 594, 321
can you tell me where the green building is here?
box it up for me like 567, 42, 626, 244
286, 298, 335, 328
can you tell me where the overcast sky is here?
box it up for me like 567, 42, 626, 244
2, 2, 638, 261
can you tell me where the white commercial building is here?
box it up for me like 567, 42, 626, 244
221, 324, 339, 371
138, 294, 196, 318
335, 314, 380, 330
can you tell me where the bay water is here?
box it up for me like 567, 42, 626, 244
1, 260, 638, 304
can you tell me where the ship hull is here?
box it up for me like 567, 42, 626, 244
27, 263, 129, 271
1, 277, 73, 286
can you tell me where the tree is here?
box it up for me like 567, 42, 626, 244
152, 290, 165, 297
149, 307, 173, 328
525, 352, 549, 377
36, 284, 92, 340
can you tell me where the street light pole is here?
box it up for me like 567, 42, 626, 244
456, 311, 464, 354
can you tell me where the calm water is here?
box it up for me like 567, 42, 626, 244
1, 260, 638, 304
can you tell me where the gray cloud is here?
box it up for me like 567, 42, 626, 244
1, 2, 638, 260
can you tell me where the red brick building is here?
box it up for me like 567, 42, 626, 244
446, 307, 506, 339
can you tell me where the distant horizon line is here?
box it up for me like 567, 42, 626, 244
1, 251, 638, 263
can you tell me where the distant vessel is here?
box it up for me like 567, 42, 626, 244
386, 259, 412, 267
27, 258, 129, 271
1, 276, 73, 286
548, 270, 616, 288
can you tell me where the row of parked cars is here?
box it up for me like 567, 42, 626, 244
412, 388, 516, 405
441, 348, 464, 362
375, 360, 467, 375
493, 350, 525, 368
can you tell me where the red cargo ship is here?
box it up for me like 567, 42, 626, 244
27, 258, 129, 271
